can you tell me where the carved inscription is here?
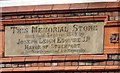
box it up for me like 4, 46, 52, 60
5, 22, 104, 56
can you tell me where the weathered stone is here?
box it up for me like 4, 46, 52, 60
5, 22, 104, 56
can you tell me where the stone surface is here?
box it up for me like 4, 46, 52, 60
5, 22, 104, 56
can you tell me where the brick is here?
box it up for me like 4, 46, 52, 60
11, 57, 25, 62
52, 4, 70, 10
31, 63, 38, 67
94, 16, 107, 21
80, 16, 94, 22
78, 66, 91, 71
104, 27, 120, 49
65, 62, 72, 66
1, 58, 12, 63
2, 6, 17, 13
0, 32, 4, 58
25, 18, 40, 24
38, 62, 45, 67
78, 62, 86, 66
52, 62, 58, 67
12, 64, 18, 68
66, 55, 79, 60
35, 5, 53, 11
99, 61, 106, 66
58, 62, 65, 66
26, 67, 39, 71
93, 55, 107, 60
91, 66, 105, 71
106, 2, 119, 8
39, 56, 52, 61
13, 19, 25, 24
17, 6, 35, 12
0, 25, 4, 30
13, 67, 25, 71
106, 61, 114, 66
38, 67, 51, 71
45, 63, 51, 67
114, 61, 119, 65
72, 62, 78, 66
79, 55, 94, 60
51, 66, 65, 71
25, 63, 31, 67
66, 16, 80, 22
52, 18, 66, 23
65, 66, 78, 71
39, 18, 53, 23
93, 62, 100, 66
88, 2, 107, 9
104, 48, 119, 54
70, 3, 88, 10
2, 20, 13, 25
52, 56, 66, 61
105, 66, 119, 70
25, 56, 38, 62
1, 68, 13, 72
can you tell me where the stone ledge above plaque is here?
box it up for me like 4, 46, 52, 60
5, 22, 104, 57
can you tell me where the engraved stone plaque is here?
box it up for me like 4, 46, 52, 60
5, 22, 104, 56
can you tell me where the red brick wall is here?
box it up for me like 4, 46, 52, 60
0, 2, 120, 73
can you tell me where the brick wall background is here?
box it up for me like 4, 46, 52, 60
0, 2, 120, 73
